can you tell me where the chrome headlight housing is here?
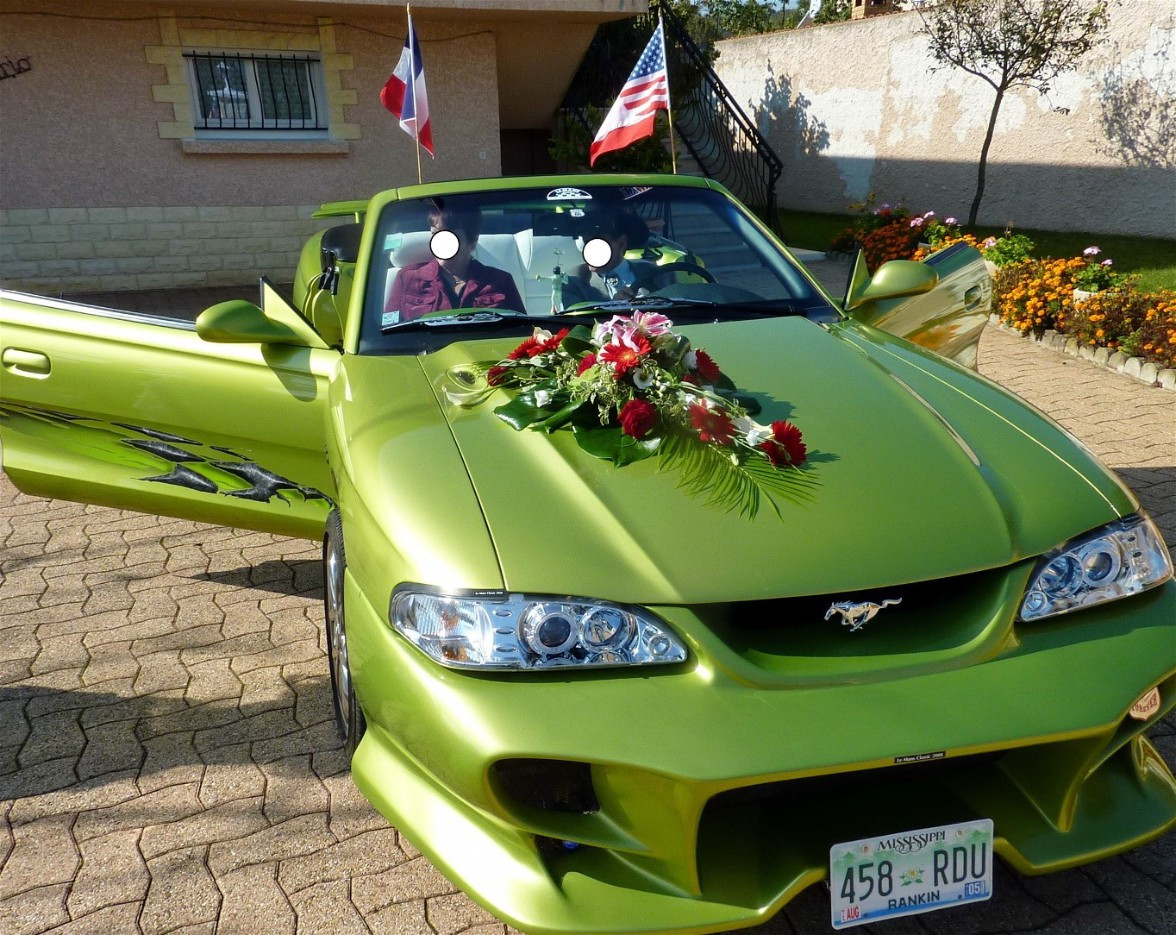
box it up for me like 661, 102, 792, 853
389, 588, 688, 671
1020, 514, 1172, 621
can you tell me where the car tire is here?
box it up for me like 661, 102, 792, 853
324, 510, 365, 754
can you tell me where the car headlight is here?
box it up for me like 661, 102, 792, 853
1020, 514, 1172, 621
389, 588, 688, 671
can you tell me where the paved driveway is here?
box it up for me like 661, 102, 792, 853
1, 323, 1173, 935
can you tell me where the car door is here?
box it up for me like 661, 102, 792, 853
0, 286, 338, 541
846, 243, 993, 369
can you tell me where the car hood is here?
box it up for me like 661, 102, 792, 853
344, 317, 1134, 605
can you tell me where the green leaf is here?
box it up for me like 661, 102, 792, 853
658, 431, 820, 520
537, 400, 586, 432
560, 326, 597, 356
573, 425, 625, 461
573, 425, 660, 465
495, 395, 551, 430
615, 435, 661, 466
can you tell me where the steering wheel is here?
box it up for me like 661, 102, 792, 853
631, 261, 716, 293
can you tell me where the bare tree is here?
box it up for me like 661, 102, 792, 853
920, 0, 1110, 225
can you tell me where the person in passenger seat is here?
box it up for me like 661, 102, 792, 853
385, 207, 524, 322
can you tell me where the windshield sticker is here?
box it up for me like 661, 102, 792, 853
547, 187, 592, 201
570, 208, 585, 218
383, 233, 403, 250
620, 186, 653, 200
382, 311, 401, 329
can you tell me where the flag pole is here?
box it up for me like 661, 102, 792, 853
660, 14, 678, 175
408, 4, 423, 184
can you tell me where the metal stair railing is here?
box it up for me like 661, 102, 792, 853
657, 1, 784, 237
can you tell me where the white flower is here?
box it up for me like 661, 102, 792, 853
1083, 245, 1102, 256
945, 217, 958, 226
735, 416, 772, 446
1101, 258, 1114, 266
683, 349, 698, 370
632, 366, 656, 390
923, 211, 935, 219
983, 237, 998, 248
534, 389, 552, 407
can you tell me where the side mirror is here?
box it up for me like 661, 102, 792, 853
196, 300, 304, 344
197, 279, 330, 349
844, 251, 938, 314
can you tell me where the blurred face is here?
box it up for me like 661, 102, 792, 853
430, 223, 476, 273
580, 229, 627, 273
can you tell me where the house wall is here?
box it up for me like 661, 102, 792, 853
0, 1, 601, 293
713, 5, 1175, 238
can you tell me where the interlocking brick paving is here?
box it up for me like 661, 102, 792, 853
1, 324, 1173, 935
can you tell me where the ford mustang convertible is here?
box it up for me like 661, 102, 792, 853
1, 175, 1172, 934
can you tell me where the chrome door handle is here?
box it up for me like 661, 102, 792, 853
2, 347, 52, 376
964, 285, 984, 309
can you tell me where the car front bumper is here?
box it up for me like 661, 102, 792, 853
345, 576, 1176, 935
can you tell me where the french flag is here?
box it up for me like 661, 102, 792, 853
380, 13, 434, 156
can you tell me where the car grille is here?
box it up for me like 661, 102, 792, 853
710, 565, 1020, 679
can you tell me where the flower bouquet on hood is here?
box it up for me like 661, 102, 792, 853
457, 312, 816, 519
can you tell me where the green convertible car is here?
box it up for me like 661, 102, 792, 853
1, 175, 1172, 934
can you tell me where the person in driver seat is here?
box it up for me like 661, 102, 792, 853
386, 207, 524, 322
561, 211, 658, 306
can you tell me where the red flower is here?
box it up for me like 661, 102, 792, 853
600, 335, 651, 377
693, 349, 722, 384
508, 336, 544, 360
760, 420, 807, 467
689, 402, 735, 445
542, 328, 570, 351
508, 328, 569, 361
576, 352, 597, 375
618, 399, 658, 438
486, 365, 509, 386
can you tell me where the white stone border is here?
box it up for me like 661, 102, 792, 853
988, 314, 1176, 391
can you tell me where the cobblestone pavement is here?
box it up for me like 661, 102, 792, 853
1, 315, 1173, 934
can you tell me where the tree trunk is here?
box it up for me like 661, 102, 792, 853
969, 87, 1006, 227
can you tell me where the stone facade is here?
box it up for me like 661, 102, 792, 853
0, 205, 330, 295
0, 0, 632, 294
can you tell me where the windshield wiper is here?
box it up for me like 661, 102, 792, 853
381, 310, 529, 333
556, 296, 719, 315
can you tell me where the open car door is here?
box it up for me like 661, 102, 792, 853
844, 243, 992, 369
0, 282, 338, 540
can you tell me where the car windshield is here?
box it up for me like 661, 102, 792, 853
358, 182, 833, 354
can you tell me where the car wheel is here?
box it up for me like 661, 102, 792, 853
324, 510, 365, 753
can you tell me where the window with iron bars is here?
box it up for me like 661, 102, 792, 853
184, 51, 329, 135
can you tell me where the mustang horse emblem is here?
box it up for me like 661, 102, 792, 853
825, 598, 902, 632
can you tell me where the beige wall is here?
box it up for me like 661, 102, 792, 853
0, 0, 614, 292
714, 5, 1176, 238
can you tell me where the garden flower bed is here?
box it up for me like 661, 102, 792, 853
829, 200, 1176, 373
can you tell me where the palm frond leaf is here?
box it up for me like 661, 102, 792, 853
659, 431, 819, 520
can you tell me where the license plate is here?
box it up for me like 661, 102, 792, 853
830, 818, 993, 929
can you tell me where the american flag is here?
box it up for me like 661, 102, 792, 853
589, 20, 670, 166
